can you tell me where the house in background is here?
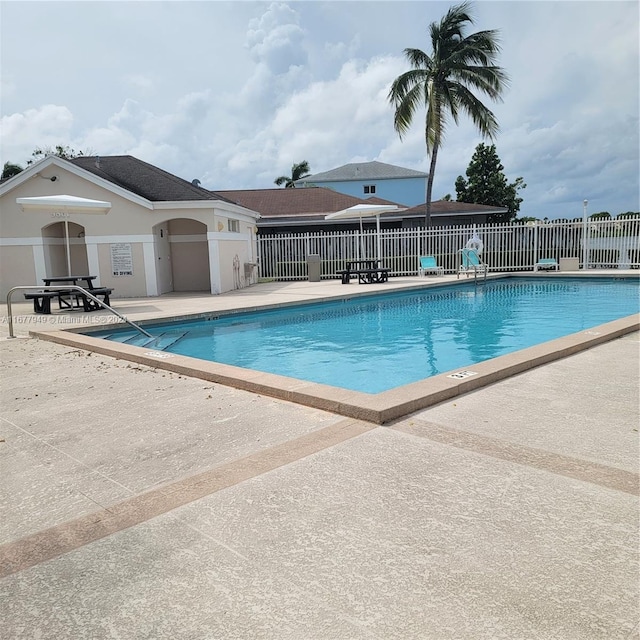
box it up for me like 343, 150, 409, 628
400, 200, 507, 227
218, 187, 505, 234
216, 187, 402, 234
294, 161, 428, 206
0, 155, 259, 299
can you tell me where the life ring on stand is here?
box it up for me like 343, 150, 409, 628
465, 235, 484, 254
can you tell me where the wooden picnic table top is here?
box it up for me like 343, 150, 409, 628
42, 275, 97, 287
345, 260, 384, 270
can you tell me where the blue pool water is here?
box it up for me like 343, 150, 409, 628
94, 278, 639, 393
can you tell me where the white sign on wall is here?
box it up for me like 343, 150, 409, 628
110, 243, 133, 276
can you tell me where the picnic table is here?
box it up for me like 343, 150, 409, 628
337, 260, 390, 284
24, 276, 113, 314
42, 275, 98, 289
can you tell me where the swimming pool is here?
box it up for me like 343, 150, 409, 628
93, 277, 639, 394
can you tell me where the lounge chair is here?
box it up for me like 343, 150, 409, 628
534, 258, 559, 272
418, 255, 444, 277
457, 248, 489, 278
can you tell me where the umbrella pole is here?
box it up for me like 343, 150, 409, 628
359, 217, 363, 260
64, 218, 72, 275
376, 215, 381, 263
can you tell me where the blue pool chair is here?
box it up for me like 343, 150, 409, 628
457, 248, 489, 278
534, 258, 559, 272
418, 255, 444, 277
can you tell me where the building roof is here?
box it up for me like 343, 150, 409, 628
3, 153, 504, 222
402, 200, 508, 216
70, 155, 234, 203
295, 161, 428, 185
214, 189, 501, 228
214, 187, 404, 220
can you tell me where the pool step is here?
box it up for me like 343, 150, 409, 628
122, 334, 157, 347
145, 331, 187, 350
106, 332, 139, 344
109, 331, 187, 350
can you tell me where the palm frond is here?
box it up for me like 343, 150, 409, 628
450, 84, 500, 139
389, 70, 428, 138
403, 48, 433, 70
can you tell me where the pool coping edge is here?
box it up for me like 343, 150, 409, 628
29, 313, 639, 424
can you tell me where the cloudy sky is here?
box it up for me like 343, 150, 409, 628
1, 1, 638, 219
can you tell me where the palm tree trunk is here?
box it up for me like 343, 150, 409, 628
424, 144, 439, 253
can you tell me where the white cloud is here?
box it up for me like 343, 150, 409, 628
263, 56, 407, 169
246, 2, 307, 74
81, 126, 136, 156
0, 105, 75, 165
78, 93, 216, 181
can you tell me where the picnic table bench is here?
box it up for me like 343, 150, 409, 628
24, 276, 113, 314
337, 260, 390, 284
23, 290, 64, 315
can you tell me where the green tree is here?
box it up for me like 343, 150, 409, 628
1, 161, 23, 179
388, 1, 508, 230
2, 145, 91, 180
455, 143, 526, 222
274, 160, 311, 188
26, 144, 87, 165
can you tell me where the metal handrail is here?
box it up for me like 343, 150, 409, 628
6, 285, 153, 339
474, 265, 488, 285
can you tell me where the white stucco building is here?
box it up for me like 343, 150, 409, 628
0, 155, 260, 299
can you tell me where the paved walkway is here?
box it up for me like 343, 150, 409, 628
1, 280, 638, 638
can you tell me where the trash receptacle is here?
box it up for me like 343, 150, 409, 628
307, 254, 321, 282
559, 257, 580, 272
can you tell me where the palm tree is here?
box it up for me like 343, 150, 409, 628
1, 161, 23, 180
388, 1, 508, 229
274, 160, 311, 188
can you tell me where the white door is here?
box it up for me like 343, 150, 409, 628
154, 224, 172, 294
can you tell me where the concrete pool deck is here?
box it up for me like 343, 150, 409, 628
1, 274, 639, 638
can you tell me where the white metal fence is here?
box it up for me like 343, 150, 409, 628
257, 218, 640, 280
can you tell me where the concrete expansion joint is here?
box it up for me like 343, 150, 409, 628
391, 418, 639, 496
0, 418, 377, 579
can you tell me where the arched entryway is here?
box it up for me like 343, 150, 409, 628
41, 220, 88, 276
153, 219, 211, 294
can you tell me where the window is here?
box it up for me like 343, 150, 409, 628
364, 185, 376, 194
228, 219, 240, 232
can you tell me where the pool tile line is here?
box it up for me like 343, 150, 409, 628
391, 419, 639, 496
0, 418, 375, 579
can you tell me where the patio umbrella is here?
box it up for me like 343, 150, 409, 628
17, 195, 111, 275
325, 204, 399, 261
